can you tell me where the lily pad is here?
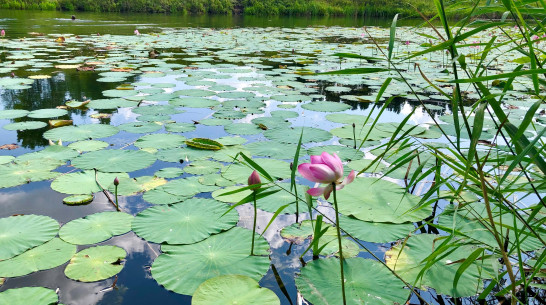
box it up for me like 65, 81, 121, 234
152, 227, 270, 296
118, 121, 163, 134
0, 287, 58, 305
59, 212, 133, 245
71, 149, 156, 172
221, 159, 291, 182
63, 194, 94, 205
135, 134, 186, 149
133, 198, 238, 245
165, 122, 196, 133
162, 176, 219, 197
301, 101, 351, 112
28, 108, 68, 119
155, 167, 184, 179
65, 245, 126, 282
0, 160, 60, 188
0, 109, 29, 119
68, 140, 109, 152
264, 127, 332, 144
43, 124, 119, 142
307, 145, 364, 161
3, 121, 47, 131
192, 275, 280, 305
0, 215, 59, 260
51, 171, 128, 195
142, 187, 188, 205
0, 238, 76, 277
296, 258, 410, 305
339, 215, 414, 243
184, 160, 223, 175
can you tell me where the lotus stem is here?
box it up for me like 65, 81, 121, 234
251, 191, 257, 256
352, 123, 356, 149
332, 184, 347, 305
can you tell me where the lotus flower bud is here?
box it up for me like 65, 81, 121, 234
134, 29, 140, 35
113, 177, 119, 186
248, 170, 261, 189
1, 30, 5, 37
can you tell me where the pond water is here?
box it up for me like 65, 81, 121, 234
0, 9, 541, 305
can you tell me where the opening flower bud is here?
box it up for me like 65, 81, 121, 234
248, 170, 261, 190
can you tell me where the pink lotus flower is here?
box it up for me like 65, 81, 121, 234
1, 30, 5, 37
298, 152, 356, 200
134, 29, 140, 35
405, 40, 410, 45
248, 170, 261, 190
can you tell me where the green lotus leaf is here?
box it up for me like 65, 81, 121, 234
301, 101, 351, 112
386, 234, 497, 297
0, 238, 76, 277
0, 215, 59, 261
221, 158, 290, 182
0, 156, 14, 165
65, 245, 126, 282
192, 275, 280, 305
198, 174, 236, 187
339, 215, 413, 243
224, 123, 263, 135
43, 124, 119, 142
67, 140, 108, 152
251, 117, 291, 129
346, 159, 386, 174
135, 134, 186, 149
296, 258, 410, 305
133, 198, 238, 245
244, 141, 304, 159
59, 212, 133, 245
152, 227, 270, 296
102, 89, 138, 98
264, 127, 332, 144
28, 108, 68, 119
307, 145, 363, 161
3, 121, 47, 131
169, 97, 220, 108
186, 138, 223, 150
0, 160, 60, 188
87, 98, 137, 109
118, 121, 163, 134
335, 177, 431, 223
165, 122, 196, 133
0, 287, 58, 305
162, 176, 219, 197
107, 175, 167, 196
216, 136, 247, 146
213, 109, 246, 120
132, 105, 181, 115
51, 171, 128, 195
155, 167, 184, 179
63, 194, 94, 205
0, 109, 28, 119
175, 89, 215, 97
157, 147, 214, 162
16, 145, 79, 162
199, 118, 233, 126
270, 110, 298, 119
142, 187, 189, 205
325, 113, 370, 125
71, 149, 156, 172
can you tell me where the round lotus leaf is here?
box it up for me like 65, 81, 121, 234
223, 99, 265, 109
199, 118, 233, 126
51, 171, 129, 195
330, 124, 391, 142
251, 117, 291, 129
346, 159, 385, 174
65, 245, 126, 282
183, 160, 223, 175
134, 134, 185, 149
277, 104, 296, 109
217, 91, 255, 99
0, 287, 58, 305
3, 121, 47, 131
0, 156, 14, 165
307, 145, 364, 162
264, 127, 332, 144
0, 160, 60, 188
335, 177, 431, 223
222, 123, 261, 135
133, 198, 238, 245
192, 275, 280, 305
213, 109, 246, 120
0, 238, 76, 278
386, 234, 497, 297
325, 113, 370, 125
43, 124, 119, 142
71, 150, 156, 172
16, 145, 79, 162
296, 258, 410, 305
198, 174, 236, 187
211, 145, 250, 163
0, 109, 28, 119
28, 108, 68, 119
67, 140, 109, 152
162, 176, 219, 197
339, 215, 413, 243
102, 89, 138, 98
0, 215, 59, 260
155, 167, 184, 179
216, 136, 247, 146
301, 101, 351, 112
157, 147, 214, 163
176, 89, 215, 97
152, 227, 270, 296
87, 98, 137, 109
244, 141, 305, 159
59, 212, 133, 245
132, 105, 180, 116
118, 121, 163, 134
165, 122, 196, 133
221, 159, 291, 182
107, 175, 167, 196
142, 187, 188, 205
169, 97, 220, 108
270, 110, 298, 119
63, 194, 94, 205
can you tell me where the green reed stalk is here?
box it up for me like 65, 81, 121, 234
251, 191, 257, 256
332, 183, 347, 305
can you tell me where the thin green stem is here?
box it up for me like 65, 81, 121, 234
332, 183, 347, 305
251, 191, 257, 256
114, 185, 119, 211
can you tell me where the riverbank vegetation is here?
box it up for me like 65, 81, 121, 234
0, 0, 477, 17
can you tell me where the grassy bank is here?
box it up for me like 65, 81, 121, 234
0, 0, 474, 17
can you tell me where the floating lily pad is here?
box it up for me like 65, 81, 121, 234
0, 215, 59, 261
224, 123, 263, 135
71, 150, 156, 173
0, 238, 76, 278
0, 109, 29, 119
3, 121, 47, 131
133, 198, 238, 245
59, 212, 133, 245
184, 160, 223, 175
65, 245, 126, 282
264, 127, 332, 144
16, 145, 79, 162
51, 171, 128, 195
244, 141, 305, 159
307, 145, 363, 161
221, 159, 291, 182
170, 97, 220, 108
67, 140, 109, 152
339, 215, 414, 243
335, 177, 431, 223
107, 175, 167, 196
43, 124, 119, 142
162, 176, 219, 197
198, 174, 236, 187
385, 234, 497, 297
165, 122, 196, 133
0, 160, 60, 188
135, 134, 186, 149
192, 275, 280, 305
0, 156, 14, 165
63, 194, 94, 205
216, 136, 247, 146
88, 98, 136, 109
296, 258, 410, 305
142, 187, 188, 205
155, 167, 184, 179
0, 287, 58, 305
301, 101, 351, 112
118, 121, 163, 134
28, 108, 68, 119
152, 227, 270, 296
157, 147, 214, 163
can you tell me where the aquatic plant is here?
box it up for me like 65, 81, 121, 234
248, 170, 261, 255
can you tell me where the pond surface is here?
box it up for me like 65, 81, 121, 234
0, 9, 541, 305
